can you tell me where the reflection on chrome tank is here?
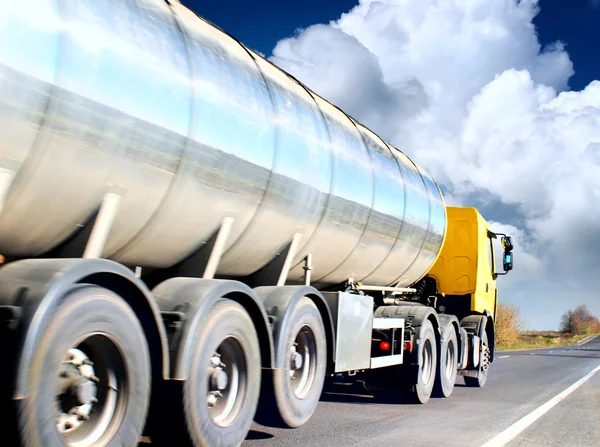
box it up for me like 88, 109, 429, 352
0, 0, 445, 287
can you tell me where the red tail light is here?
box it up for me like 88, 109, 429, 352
380, 341, 391, 351
404, 341, 413, 352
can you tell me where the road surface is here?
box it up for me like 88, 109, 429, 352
243, 335, 600, 447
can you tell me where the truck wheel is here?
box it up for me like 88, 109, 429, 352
464, 329, 490, 388
434, 325, 458, 398
257, 297, 326, 428
18, 285, 151, 447
183, 299, 261, 447
410, 319, 437, 404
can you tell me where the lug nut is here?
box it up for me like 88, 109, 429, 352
210, 355, 225, 368
207, 391, 222, 407
70, 409, 90, 421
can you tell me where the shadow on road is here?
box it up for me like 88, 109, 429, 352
320, 385, 424, 406
245, 430, 275, 441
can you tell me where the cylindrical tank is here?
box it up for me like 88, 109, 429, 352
0, 0, 446, 287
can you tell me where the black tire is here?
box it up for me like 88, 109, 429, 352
183, 299, 261, 447
18, 285, 151, 447
1, 306, 19, 446
434, 325, 458, 398
464, 329, 490, 388
410, 319, 437, 404
256, 297, 327, 428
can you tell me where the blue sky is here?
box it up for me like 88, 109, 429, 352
187, 0, 599, 91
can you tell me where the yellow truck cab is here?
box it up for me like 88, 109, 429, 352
424, 206, 514, 370
429, 207, 496, 316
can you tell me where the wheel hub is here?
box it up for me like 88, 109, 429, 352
207, 354, 228, 408
56, 349, 98, 434
75, 379, 97, 406
289, 326, 317, 399
206, 339, 245, 427
445, 341, 455, 379
421, 339, 433, 384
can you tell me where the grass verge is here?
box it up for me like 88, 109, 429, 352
497, 332, 598, 351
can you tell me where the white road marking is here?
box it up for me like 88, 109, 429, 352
576, 335, 598, 346
498, 355, 510, 359
480, 362, 600, 447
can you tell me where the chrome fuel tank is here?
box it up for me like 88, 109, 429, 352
0, 0, 446, 287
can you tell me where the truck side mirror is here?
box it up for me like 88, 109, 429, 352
503, 251, 513, 272
501, 236, 513, 252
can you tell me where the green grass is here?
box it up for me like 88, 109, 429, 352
497, 333, 598, 351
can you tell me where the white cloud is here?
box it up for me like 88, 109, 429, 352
489, 220, 543, 287
270, 0, 600, 329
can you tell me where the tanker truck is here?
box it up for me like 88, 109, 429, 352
0, 1, 515, 446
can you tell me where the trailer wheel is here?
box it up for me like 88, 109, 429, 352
434, 325, 458, 398
464, 329, 490, 388
410, 319, 437, 404
183, 299, 260, 447
18, 285, 150, 447
257, 297, 326, 428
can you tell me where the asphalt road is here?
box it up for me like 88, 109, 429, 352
243, 335, 600, 447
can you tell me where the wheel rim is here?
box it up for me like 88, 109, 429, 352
445, 340, 456, 379
421, 339, 433, 384
289, 325, 318, 399
55, 334, 127, 446
206, 336, 247, 427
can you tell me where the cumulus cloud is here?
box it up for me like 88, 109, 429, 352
489, 221, 543, 287
270, 0, 600, 329
271, 24, 427, 137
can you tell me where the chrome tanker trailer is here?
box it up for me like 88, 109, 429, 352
0, 1, 514, 446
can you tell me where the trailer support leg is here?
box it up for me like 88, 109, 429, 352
303, 253, 313, 286
0, 161, 16, 216
276, 233, 302, 286
202, 217, 234, 279
83, 192, 122, 259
